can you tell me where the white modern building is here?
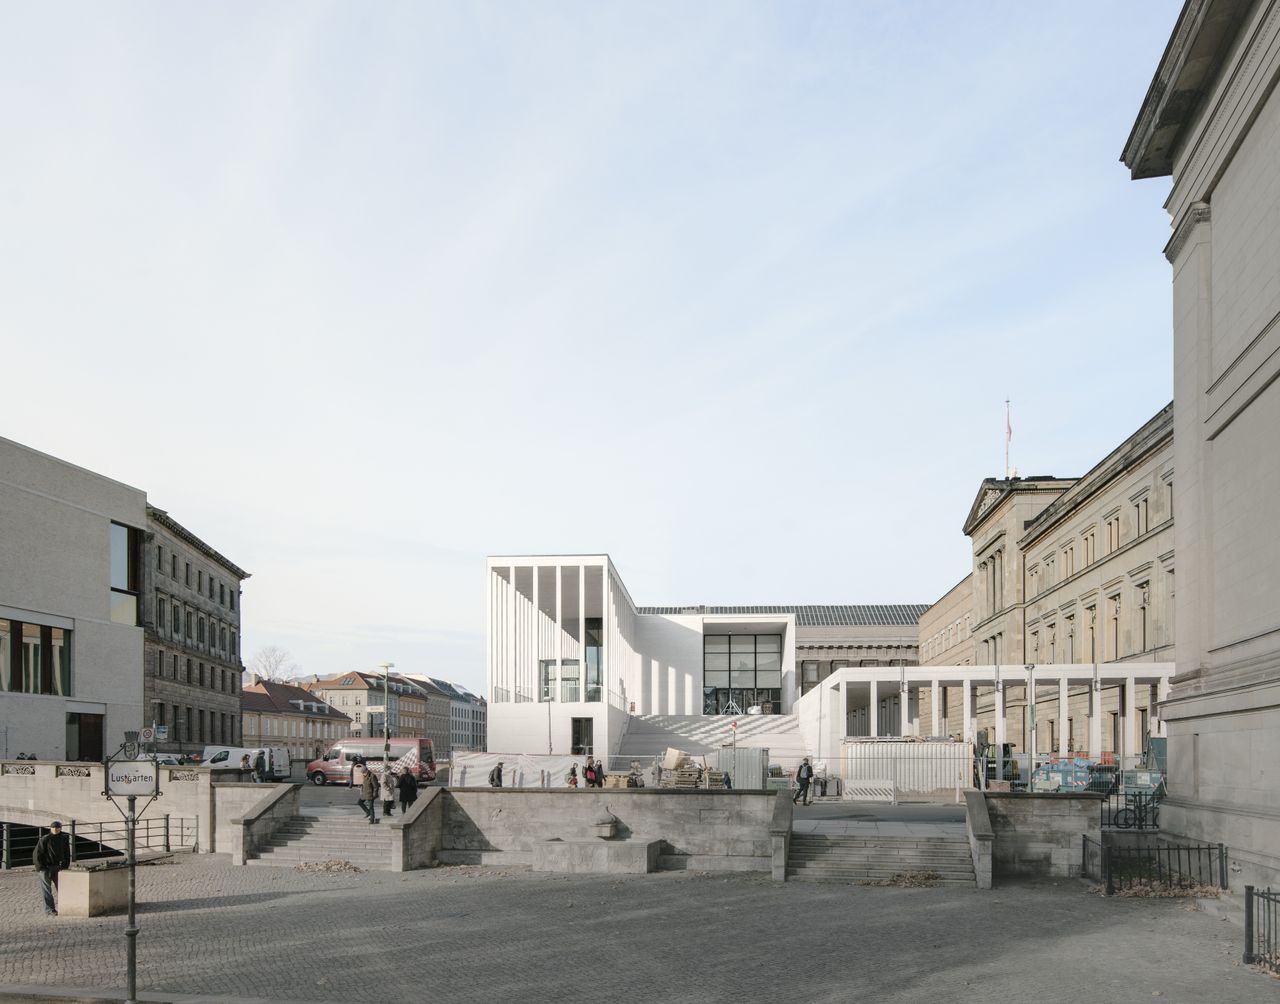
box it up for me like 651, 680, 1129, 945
485, 555, 925, 757
0, 437, 149, 760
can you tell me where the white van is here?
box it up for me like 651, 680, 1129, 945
201, 746, 290, 781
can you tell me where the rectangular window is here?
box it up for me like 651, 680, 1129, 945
109, 522, 141, 625
171, 554, 178, 578
230, 591, 235, 611
197, 618, 205, 644
197, 570, 203, 592
1, 620, 71, 696
186, 658, 193, 684
172, 602, 180, 635
198, 663, 205, 687
1134, 497, 1150, 536
155, 648, 164, 677
171, 654, 178, 679
156, 597, 166, 631
219, 583, 226, 605
185, 562, 191, 586
157, 546, 164, 573
209, 577, 215, 600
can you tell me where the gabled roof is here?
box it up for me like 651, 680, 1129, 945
961, 477, 1075, 537
242, 680, 351, 721
637, 605, 931, 627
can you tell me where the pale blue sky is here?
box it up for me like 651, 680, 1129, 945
0, 3, 1181, 692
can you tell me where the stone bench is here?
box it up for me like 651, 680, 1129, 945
531, 837, 661, 874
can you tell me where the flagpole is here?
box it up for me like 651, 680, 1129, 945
1004, 399, 1011, 479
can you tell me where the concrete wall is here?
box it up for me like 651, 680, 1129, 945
985, 792, 1101, 880
0, 760, 281, 855
439, 788, 778, 873
0, 438, 148, 760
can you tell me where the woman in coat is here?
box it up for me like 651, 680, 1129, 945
380, 769, 397, 817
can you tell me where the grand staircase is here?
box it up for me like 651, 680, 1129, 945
786, 832, 975, 886
246, 815, 394, 870
618, 713, 807, 758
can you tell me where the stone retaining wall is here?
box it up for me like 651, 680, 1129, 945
985, 792, 1102, 879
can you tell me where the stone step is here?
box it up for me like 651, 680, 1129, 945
251, 848, 392, 862
789, 854, 973, 866
786, 869, 974, 885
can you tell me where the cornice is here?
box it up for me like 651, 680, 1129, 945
1164, 202, 1212, 263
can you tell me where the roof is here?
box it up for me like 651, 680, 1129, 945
961, 477, 1076, 537
242, 680, 351, 721
147, 505, 251, 580
636, 605, 931, 627
1121, 0, 1255, 179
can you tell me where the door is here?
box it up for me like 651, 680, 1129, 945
571, 718, 593, 756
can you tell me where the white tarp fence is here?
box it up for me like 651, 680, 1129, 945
451, 752, 600, 789
842, 740, 972, 796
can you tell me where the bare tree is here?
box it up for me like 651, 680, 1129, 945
247, 645, 299, 681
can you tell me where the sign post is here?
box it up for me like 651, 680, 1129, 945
103, 734, 160, 1004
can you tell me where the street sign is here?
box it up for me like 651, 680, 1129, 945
155, 725, 169, 741
106, 760, 158, 797
139, 727, 155, 743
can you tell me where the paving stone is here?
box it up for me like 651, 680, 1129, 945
0, 854, 1273, 1003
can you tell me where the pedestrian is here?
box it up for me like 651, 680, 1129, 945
381, 768, 397, 817
488, 761, 504, 788
398, 768, 418, 813
593, 759, 606, 788
33, 821, 70, 916
793, 757, 814, 806
583, 760, 597, 787
567, 765, 578, 789
358, 763, 379, 823
253, 750, 267, 784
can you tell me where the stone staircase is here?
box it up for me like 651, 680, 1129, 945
618, 713, 807, 758
786, 833, 976, 885
246, 815, 394, 870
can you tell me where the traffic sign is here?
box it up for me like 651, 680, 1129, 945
139, 727, 155, 743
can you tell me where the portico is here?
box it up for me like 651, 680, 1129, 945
796, 662, 1174, 768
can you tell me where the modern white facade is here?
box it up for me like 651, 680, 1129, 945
0, 437, 148, 760
487, 555, 798, 757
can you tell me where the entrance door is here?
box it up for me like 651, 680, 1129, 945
571, 718, 593, 757
66, 712, 104, 761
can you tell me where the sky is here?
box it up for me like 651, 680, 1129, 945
0, 2, 1182, 695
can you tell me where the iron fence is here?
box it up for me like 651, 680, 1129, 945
1100, 791, 1162, 830
1243, 886, 1279, 974
1, 815, 196, 869
1083, 835, 1227, 894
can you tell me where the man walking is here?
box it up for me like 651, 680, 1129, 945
488, 761, 504, 788
33, 821, 70, 916
356, 761, 378, 823
397, 768, 418, 814
793, 758, 814, 807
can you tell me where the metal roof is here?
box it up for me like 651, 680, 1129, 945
636, 604, 931, 626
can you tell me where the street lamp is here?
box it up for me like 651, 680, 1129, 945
379, 662, 394, 767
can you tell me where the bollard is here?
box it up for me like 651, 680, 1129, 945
1218, 843, 1228, 889
1, 822, 9, 870
164, 814, 171, 853
1243, 886, 1255, 965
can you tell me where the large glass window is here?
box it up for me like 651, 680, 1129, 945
560, 660, 580, 702
703, 634, 783, 714
539, 659, 556, 702
109, 522, 141, 625
0, 619, 70, 695
585, 618, 603, 702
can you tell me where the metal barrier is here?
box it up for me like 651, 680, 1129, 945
1244, 886, 1279, 973
1, 815, 196, 868
1083, 835, 1227, 895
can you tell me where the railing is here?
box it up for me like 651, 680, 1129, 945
1083, 835, 1227, 895
1, 815, 197, 869
1244, 886, 1279, 974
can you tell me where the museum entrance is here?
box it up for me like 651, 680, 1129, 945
702, 632, 783, 715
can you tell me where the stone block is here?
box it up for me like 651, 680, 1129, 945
531, 838, 660, 874
59, 865, 129, 917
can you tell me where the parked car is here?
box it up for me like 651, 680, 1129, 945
135, 753, 182, 766
306, 738, 436, 786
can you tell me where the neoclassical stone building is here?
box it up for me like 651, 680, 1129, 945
918, 404, 1175, 757
143, 506, 249, 755
1123, 0, 1280, 890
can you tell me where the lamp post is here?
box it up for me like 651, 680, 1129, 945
379, 662, 394, 767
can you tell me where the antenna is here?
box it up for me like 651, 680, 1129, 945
1004, 399, 1012, 478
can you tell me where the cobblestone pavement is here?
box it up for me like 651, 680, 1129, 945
0, 854, 1273, 1004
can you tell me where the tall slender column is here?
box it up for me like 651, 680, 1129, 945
578, 564, 585, 684
839, 679, 847, 754
1156, 678, 1171, 736
931, 680, 941, 737
600, 565, 609, 708
1124, 674, 1138, 764
994, 670, 1006, 780
962, 682, 973, 743
900, 682, 910, 737
1089, 671, 1103, 758
869, 679, 879, 738
1058, 676, 1069, 758
531, 565, 539, 702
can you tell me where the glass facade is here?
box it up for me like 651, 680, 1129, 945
703, 633, 782, 715
109, 522, 141, 625
1, 619, 70, 695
